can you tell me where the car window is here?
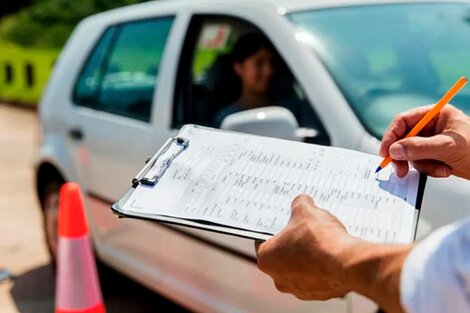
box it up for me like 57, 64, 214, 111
74, 17, 174, 122
174, 16, 330, 145
74, 27, 116, 107
192, 23, 232, 84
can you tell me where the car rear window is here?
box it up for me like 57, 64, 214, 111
73, 17, 174, 122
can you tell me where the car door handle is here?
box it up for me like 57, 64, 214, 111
69, 128, 84, 141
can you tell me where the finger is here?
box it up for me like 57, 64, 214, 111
314, 291, 348, 301
256, 242, 270, 273
256, 235, 282, 273
294, 291, 334, 301
290, 194, 316, 222
389, 134, 456, 162
392, 160, 409, 178
254, 240, 264, 256
255, 238, 273, 262
294, 292, 316, 301
274, 281, 291, 293
410, 160, 452, 178
380, 106, 435, 157
292, 195, 344, 227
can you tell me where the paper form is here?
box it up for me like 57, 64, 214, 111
124, 126, 421, 244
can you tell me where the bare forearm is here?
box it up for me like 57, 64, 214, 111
340, 241, 413, 313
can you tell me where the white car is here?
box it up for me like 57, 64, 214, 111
36, 0, 470, 312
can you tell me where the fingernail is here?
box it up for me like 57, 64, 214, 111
435, 167, 450, 177
389, 144, 406, 160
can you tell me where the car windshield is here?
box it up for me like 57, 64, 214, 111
289, 3, 470, 138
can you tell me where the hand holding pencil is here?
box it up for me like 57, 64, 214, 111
379, 77, 470, 180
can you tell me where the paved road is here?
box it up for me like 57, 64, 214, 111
0, 104, 187, 313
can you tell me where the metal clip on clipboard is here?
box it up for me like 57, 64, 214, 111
132, 137, 189, 188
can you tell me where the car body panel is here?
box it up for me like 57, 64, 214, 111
90, 194, 348, 313
35, 134, 77, 184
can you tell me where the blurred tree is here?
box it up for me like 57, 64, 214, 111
1, 0, 151, 48
0, 0, 33, 18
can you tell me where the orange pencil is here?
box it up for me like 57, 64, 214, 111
376, 76, 468, 174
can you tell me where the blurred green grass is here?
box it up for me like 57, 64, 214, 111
0, 44, 224, 106
0, 40, 59, 105
0, 0, 151, 106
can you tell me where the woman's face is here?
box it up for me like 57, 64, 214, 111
234, 47, 274, 94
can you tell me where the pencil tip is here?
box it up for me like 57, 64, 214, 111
375, 166, 382, 174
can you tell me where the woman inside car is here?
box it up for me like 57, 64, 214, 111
213, 33, 276, 127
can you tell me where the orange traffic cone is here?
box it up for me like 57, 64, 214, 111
55, 183, 105, 313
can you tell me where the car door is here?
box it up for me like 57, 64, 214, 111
171, 14, 331, 257
68, 16, 176, 205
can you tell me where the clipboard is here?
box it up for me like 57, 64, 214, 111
112, 124, 427, 242
112, 125, 275, 240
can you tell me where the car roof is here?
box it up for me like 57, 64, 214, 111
86, 0, 470, 24
266, 0, 470, 12
159, 0, 470, 12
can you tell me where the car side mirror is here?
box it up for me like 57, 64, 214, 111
220, 106, 317, 141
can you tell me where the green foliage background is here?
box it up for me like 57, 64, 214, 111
0, 0, 150, 105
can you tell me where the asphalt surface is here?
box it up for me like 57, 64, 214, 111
0, 104, 188, 313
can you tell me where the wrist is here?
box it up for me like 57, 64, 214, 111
338, 239, 412, 313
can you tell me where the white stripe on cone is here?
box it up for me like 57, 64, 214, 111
55, 234, 103, 310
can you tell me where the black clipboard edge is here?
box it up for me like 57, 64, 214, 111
415, 173, 428, 211
412, 173, 428, 241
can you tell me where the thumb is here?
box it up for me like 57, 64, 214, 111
290, 194, 316, 222
389, 134, 454, 162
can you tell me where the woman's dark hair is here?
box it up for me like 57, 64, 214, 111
231, 33, 274, 63
210, 33, 276, 108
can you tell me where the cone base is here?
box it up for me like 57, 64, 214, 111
55, 303, 105, 313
